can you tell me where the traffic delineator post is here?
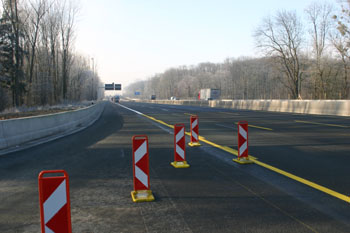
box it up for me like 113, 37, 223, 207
38, 170, 72, 233
233, 121, 253, 164
171, 123, 190, 168
188, 115, 201, 147
131, 135, 155, 202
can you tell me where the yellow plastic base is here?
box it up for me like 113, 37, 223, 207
171, 161, 190, 168
131, 190, 155, 202
188, 142, 201, 147
233, 157, 254, 164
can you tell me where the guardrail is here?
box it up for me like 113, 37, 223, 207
131, 99, 350, 116
0, 102, 104, 150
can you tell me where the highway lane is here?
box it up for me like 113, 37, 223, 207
121, 101, 350, 196
0, 101, 350, 232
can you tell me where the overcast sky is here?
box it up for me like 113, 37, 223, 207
75, 0, 333, 88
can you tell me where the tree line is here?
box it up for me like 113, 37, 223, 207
125, 1, 350, 100
0, 0, 101, 111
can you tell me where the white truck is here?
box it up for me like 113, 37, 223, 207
199, 88, 221, 100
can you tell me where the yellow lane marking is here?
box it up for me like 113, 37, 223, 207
295, 120, 349, 128
142, 114, 174, 129
251, 159, 350, 203
140, 112, 350, 204
222, 146, 258, 160
248, 124, 273, 131
234, 122, 273, 131
184, 113, 196, 116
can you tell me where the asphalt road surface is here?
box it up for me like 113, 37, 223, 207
1, 100, 350, 232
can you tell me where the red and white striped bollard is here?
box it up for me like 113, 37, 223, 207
131, 135, 155, 202
38, 170, 72, 233
188, 115, 201, 147
233, 121, 253, 164
171, 123, 190, 168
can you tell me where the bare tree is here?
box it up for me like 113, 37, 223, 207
332, 0, 350, 98
1, 0, 26, 106
254, 10, 304, 99
305, 2, 334, 99
330, 31, 349, 98
46, 2, 61, 103
24, 0, 49, 83
59, 0, 77, 100
0, 0, 101, 109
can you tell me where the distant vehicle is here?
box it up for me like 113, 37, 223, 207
113, 95, 120, 103
170, 96, 178, 100
199, 88, 221, 100
151, 95, 156, 100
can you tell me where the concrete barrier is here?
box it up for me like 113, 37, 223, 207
132, 99, 350, 116
0, 102, 104, 150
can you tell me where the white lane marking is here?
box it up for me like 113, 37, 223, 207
161, 108, 169, 112
116, 103, 143, 115
44, 180, 67, 224
134, 141, 147, 164
135, 166, 148, 188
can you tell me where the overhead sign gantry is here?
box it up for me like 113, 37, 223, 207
104, 83, 122, 91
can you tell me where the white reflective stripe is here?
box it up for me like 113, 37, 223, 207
134, 141, 147, 164
192, 131, 198, 140
239, 141, 247, 155
176, 144, 185, 159
192, 119, 198, 128
44, 180, 67, 224
176, 128, 184, 143
135, 166, 148, 188
45, 226, 54, 233
239, 125, 247, 139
